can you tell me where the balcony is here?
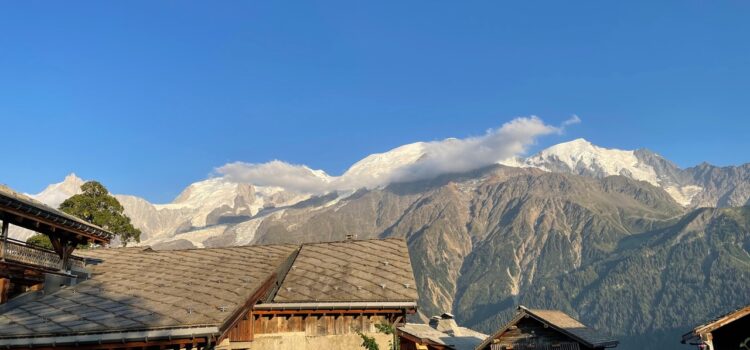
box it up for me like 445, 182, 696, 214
0, 238, 85, 273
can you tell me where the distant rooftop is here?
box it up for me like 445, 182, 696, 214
399, 313, 487, 350
476, 305, 618, 350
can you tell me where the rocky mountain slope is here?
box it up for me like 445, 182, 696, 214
11, 139, 750, 350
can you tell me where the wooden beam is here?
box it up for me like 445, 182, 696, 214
251, 308, 408, 316
0, 278, 10, 304
218, 273, 278, 343
1, 219, 8, 238
0, 206, 107, 244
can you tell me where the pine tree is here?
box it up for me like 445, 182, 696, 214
59, 181, 141, 246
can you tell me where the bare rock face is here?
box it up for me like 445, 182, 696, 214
686, 163, 750, 207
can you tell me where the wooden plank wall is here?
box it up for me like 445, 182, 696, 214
226, 314, 254, 342
254, 314, 389, 337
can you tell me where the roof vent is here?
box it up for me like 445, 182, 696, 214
286, 287, 293, 292
346, 234, 355, 240
403, 283, 411, 288
382, 261, 390, 266
357, 286, 363, 290
333, 286, 340, 291
219, 306, 228, 312
187, 308, 193, 314
380, 283, 387, 289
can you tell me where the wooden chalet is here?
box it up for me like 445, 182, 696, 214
398, 313, 487, 350
235, 238, 419, 350
681, 304, 750, 350
0, 238, 418, 350
0, 184, 111, 303
476, 306, 618, 350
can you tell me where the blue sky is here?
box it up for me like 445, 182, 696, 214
1, 1, 749, 203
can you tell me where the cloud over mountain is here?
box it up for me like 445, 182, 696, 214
217, 160, 332, 193
215, 116, 579, 193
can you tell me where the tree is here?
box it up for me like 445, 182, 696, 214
358, 322, 400, 350
358, 332, 379, 350
26, 234, 53, 250
59, 181, 141, 246
375, 322, 400, 350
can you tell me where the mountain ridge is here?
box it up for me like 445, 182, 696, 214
8, 138, 750, 350
13, 138, 750, 246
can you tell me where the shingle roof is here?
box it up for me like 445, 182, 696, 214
0, 238, 419, 347
272, 238, 418, 303
476, 306, 618, 349
521, 307, 617, 348
0, 244, 298, 338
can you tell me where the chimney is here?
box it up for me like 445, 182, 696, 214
429, 312, 461, 335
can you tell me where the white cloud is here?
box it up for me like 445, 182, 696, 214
216, 160, 332, 193
215, 116, 579, 193
385, 116, 565, 184
562, 114, 581, 127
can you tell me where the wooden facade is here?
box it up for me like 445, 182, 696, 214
484, 317, 586, 350
223, 308, 406, 343
477, 306, 618, 350
682, 305, 750, 350
253, 313, 391, 337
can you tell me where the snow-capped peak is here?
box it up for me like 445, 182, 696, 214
336, 142, 428, 189
513, 138, 703, 206
523, 138, 660, 185
32, 173, 85, 209
343, 142, 427, 181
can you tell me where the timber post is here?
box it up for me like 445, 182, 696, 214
1, 219, 8, 260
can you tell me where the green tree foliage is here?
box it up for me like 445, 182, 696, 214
375, 323, 399, 350
358, 332, 379, 350
26, 234, 53, 250
59, 181, 141, 246
358, 322, 399, 350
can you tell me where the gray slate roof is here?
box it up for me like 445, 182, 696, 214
0, 238, 420, 342
399, 323, 487, 350
0, 244, 298, 338
272, 238, 418, 303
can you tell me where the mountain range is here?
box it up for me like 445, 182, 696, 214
9, 138, 750, 350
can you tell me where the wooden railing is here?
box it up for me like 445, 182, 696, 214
0, 238, 85, 272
